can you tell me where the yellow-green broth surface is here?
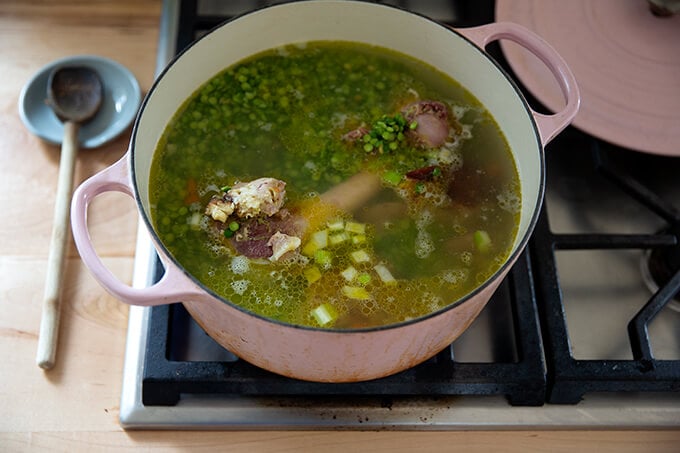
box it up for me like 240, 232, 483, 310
150, 41, 520, 329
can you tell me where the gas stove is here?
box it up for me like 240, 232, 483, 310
119, 0, 680, 429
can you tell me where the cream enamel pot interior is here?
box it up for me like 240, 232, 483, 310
71, 1, 579, 382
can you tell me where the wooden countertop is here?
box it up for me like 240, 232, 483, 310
1, 1, 678, 451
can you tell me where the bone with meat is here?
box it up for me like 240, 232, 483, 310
206, 177, 286, 222
207, 173, 382, 261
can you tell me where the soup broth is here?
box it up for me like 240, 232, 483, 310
149, 41, 520, 329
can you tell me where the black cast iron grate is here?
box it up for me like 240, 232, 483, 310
140, 0, 548, 407
530, 135, 680, 404
142, 251, 546, 406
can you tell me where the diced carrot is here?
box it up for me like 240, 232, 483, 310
184, 178, 200, 205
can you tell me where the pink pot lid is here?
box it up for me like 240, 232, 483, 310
496, 0, 680, 156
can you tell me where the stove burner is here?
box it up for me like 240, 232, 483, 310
590, 140, 680, 313
641, 228, 680, 311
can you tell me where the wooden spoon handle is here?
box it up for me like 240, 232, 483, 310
37, 121, 79, 370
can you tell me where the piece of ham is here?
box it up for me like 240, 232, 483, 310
341, 125, 369, 142
206, 177, 302, 260
401, 100, 450, 148
267, 231, 302, 262
225, 209, 305, 259
205, 177, 287, 222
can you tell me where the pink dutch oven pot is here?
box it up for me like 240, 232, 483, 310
71, 1, 579, 382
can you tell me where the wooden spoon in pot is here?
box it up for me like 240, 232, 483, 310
37, 66, 103, 370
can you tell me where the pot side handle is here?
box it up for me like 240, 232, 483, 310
455, 22, 580, 145
70, 155, 200, 306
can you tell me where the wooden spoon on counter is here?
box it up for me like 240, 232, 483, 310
37, 66, 103, 370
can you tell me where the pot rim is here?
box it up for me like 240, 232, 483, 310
130, 0, 545, 334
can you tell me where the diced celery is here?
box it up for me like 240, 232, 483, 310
345, 221, 366, 234
350, 249, 371, 264
302, 242, 316, 256
342, 285, 371, 300
352, 234, 366, 244
341, 266, 358, 282
187, 212, 202, 230
373, 263, 396, 285
327, 219, 345, 231
329, 231, 349, 245
311, 229, 329, 247
357, 273, 371, 285
304, 266, 322, 284
311, 303, 339, 326
314, 249, 333, 269
473, 230, 492, 253
302, 229, 329, 255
